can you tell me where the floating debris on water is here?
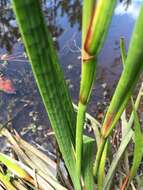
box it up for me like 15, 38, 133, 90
101, 83, 107, 89
67, 64, 73, 70
0, 76, 16, 94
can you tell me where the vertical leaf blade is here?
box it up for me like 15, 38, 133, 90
12, 1, 81, 189
101, 4, 143, 137
98, 141, 108, 190
82, 136, 95, 190
129, 100, 143, 184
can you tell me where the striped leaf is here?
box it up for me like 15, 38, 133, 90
101, 3, 143, 138
12, 1, 81, 189
120, 99, 143, 190
82, 136, 95, 190
94, 4, 143, 179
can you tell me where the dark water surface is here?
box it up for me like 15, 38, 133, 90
0, 0, 143, 146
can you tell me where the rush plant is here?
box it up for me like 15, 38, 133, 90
1, 0, 142, 189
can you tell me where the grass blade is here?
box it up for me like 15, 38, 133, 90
12, 1, 81, 189
120, 37, 127, 66
104, 83, 143, 189
82, 136, 95, 190
120, 99, 143, 190
96, 6, 143, 177
101, 3, 143, 138
103, 129, 133, 190
98, 141, 108, 190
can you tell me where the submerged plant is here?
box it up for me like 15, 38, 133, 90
0, 0, 143, 189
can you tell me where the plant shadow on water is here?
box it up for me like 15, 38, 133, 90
0, 0, 143, 153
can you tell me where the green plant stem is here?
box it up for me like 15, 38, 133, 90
120, 36, 130, 174
82, 136, 95, 190
93, 137, 106, 180
120, 37, 127, 66
75, 0, 96, 177
76, 0, 116, 178
98, 141, 108, 190
76, 103, 86, 176
128, 83, 143, 127
73, 103, 101, 147
76, 57, 96, 177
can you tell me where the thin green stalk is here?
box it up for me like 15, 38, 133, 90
120, 37, 130, 174
76, 0, 116, 177
120, 36, 129, 138
98, 141, 108, 190
73, 103, 101, 148
128, 83, 143, 127
76, 57, 96, 177
120, 37, 127, 66
93, 137, 106, 180
76, 0, 96, 177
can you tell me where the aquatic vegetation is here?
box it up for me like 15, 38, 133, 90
0, 0, 143, 189
76, 0, 117, 177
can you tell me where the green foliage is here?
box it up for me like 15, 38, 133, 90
12, 0, 80, 189
8, 0, 143, 189
127, 100, 143, 186
120, 37, 127, 66
94, 1, 143, 181
82, 136, 95, 190
76, 0, 117, 177
98, 141, 108, 189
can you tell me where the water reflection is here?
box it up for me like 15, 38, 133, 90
119, 0, 131, 9
0, 0, 82, 52
59, 0, 81, 30
0, 0, 139, 53
0, 6, 19, 52
0, 0, 83, 140
0, 0, 9, 7
116, 0, 143, 19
